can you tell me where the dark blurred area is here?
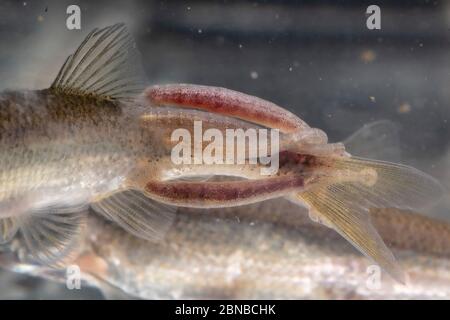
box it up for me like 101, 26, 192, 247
0, 0, 449, 299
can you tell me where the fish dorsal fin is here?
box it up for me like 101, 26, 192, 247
50, 23, 147, 101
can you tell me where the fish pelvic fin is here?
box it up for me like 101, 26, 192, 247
0, 191, 90, 267
0, 217, 18, 244
91, 189, 176, 242
14, 208, 87, 268
50, 23, 147, 101
296, 156, 444, 283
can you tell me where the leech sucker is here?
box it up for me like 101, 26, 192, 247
145, 84, 309, 133
145, 175, 305, 207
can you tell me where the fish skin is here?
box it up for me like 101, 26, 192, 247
0, 89, 139, 211
2, 200, 450, 300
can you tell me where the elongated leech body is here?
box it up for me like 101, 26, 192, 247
145, 175, 306, 208
146, 84, 310, 134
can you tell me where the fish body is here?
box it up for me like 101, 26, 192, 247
89, 205, 450, 300
0, 89, 137, 214
3, 200, 450, 299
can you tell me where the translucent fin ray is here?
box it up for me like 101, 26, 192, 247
50, 23, 147, 100
344, 120, 401, 162
299, 187, 405, 282
296, 156, 444, 282
16, 209, 86, 268
91, 189, 176, 242
0, 218, 18, 244
325, 156, 444, 210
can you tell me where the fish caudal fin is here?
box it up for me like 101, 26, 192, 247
343, 120, 401, 162
299, 188, 405, 282
91, 189, 176, 242
297, 156, 444, 282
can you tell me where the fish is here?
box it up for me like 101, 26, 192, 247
0, 23, 444, 283
2, 200, 450, 299
77, 204, 450, 299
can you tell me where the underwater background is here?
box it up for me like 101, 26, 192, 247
0, 0, 448, 299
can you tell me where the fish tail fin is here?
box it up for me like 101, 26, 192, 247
295, 156, 444, 282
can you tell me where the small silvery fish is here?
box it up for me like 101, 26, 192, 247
2, 200, 450, 299
84, 205, 450, 299
0, 23, 444, 283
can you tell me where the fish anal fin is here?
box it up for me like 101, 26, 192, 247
91, 189, 176, 242
50, 23, 147, 101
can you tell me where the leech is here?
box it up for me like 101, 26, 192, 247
145, 175, 305, 208
145, 84, 309, 134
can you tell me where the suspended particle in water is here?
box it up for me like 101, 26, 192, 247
360, 49, 376, 63
397, 102, 412, 114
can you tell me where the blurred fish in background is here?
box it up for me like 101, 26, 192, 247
0, 0, 449, 299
